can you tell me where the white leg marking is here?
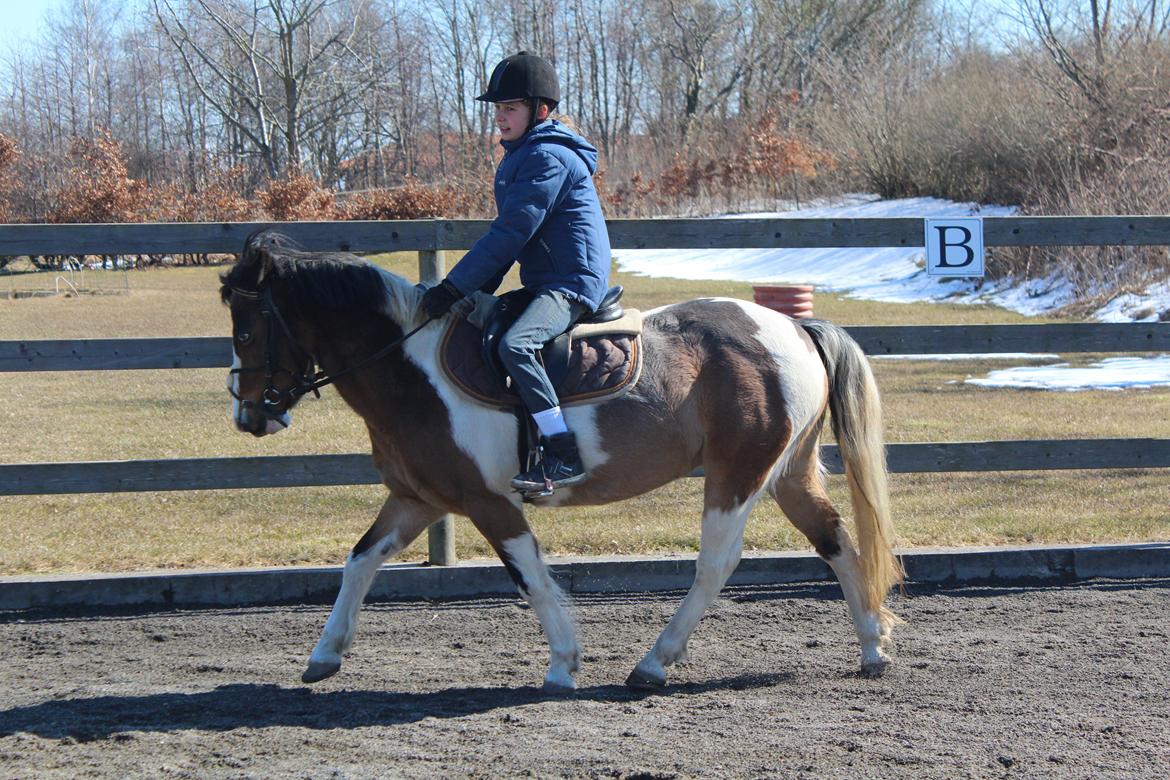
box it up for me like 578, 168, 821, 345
825, 526, 889, 673
309, 531, 402, 668
501, 534, 581, 691
634, 500, 755, 685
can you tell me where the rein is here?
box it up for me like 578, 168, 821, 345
229, 285, 433, 419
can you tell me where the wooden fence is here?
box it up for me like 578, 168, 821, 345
4, 217, 1170, 565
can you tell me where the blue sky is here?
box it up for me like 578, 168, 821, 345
1, 0, 145, 46
3, 0, 56, 44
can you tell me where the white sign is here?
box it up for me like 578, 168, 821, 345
925, 218, 984, 277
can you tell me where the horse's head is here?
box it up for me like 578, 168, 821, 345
220, 230, 316, 437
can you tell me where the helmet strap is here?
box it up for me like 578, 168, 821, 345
525, 98, 543, 134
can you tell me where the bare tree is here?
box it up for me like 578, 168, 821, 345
738, 0, 927, 112
1017, 0, 1115, 109
48, 0, 123, 138
428, 0, 499, 168
153, 0, 362, 177
1012, 0, 1170, 152
646, 0, 747, 140
563, 0, 647, 157
501, 0, 559, 55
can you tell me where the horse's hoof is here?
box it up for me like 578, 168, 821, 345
302, 660, 341, 684
542, 678, 577, 695
625, 667, 666, 691
860, 659, 889, 678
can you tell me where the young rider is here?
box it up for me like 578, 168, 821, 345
420, 51, 611, 493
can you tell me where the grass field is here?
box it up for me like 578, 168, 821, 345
2, 254, 1168, 575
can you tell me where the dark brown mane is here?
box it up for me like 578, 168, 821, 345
219, 229, 403, 318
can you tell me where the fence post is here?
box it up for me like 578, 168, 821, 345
418, 248, 457, 566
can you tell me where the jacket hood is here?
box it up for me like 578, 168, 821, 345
504, 120, 598, 174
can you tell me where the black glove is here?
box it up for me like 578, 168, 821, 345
421, 279, 464, 319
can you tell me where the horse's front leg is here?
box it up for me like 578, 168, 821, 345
627, 492, 757, 689
302, 493, 443, 683
470, 499, 581, 693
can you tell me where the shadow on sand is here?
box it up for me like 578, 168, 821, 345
0, 672, 794, 741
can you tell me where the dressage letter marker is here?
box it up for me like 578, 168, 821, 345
925, 218, 984, 277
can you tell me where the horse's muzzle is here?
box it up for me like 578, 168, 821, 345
235, 401, 292, 437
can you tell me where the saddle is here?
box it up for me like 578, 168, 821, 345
439, 286, 642, 409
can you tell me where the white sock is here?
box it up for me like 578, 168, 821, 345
531, 406, 569, 437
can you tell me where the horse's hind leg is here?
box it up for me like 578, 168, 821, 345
770, 466, 892, 675
469, 498, 581, 693
303, 493, 443, 683
627, 489, 758, 690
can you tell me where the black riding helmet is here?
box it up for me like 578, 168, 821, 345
477, 51, 560, 106
477, 52, 560, 134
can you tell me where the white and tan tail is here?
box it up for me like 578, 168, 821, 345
799, 319, 904, 622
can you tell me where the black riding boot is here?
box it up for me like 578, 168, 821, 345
511, 431, 587, 492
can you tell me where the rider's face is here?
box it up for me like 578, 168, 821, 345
494, 101, 532, 142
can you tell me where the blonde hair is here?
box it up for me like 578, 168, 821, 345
549, 110, 577, 132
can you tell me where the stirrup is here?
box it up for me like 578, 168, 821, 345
512, 458, 556, 503
517, 479, 556, 503
511, 431, 586, 501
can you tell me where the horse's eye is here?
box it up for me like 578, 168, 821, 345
236, 331, 252, 345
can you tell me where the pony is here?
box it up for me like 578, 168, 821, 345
220, 229, 903, 692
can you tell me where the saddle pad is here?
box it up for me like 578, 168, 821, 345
439, 313, 643, 408
572, 309, 642, 338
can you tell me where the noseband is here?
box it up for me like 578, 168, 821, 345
228, 285, 433, 426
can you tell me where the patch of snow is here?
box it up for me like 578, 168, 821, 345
872, 353, 1061, 362
1093, 280, 1170, 323
975, 273, 1079, 317
967, 355, 1170, 391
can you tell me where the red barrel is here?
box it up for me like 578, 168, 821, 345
752, 284, 814, 318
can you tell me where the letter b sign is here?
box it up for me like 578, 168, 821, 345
925, 218, 984, 277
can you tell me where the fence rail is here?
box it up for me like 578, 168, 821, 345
4, 323, 1170, 372
3, 215, 1170, 256
3, 438, 1170, 497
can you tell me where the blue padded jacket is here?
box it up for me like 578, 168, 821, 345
445, 120, 611, 312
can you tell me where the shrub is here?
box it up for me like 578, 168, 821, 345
814, 48, 1066, 205
257, 174, 336, 220
598, 169, 658, 216
724, 113, 836, 198
341, 179, 455, 220
173, 166, 259, 223
47, 130, 153, 223
600, 111, 835, 217
0, 133, 17, 221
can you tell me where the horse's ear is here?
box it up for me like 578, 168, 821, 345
243, 229, 279, 286
256, 248, 275, 286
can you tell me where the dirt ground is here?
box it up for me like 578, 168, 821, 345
0, 578, 1167, 779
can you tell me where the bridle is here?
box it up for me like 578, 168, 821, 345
228, 284, 433, 427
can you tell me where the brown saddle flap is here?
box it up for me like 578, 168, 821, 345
439, 312, 643, 408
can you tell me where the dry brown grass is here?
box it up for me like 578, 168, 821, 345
1, 257, 1167, 575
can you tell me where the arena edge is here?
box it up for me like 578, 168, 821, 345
1, 542, 1166, 611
